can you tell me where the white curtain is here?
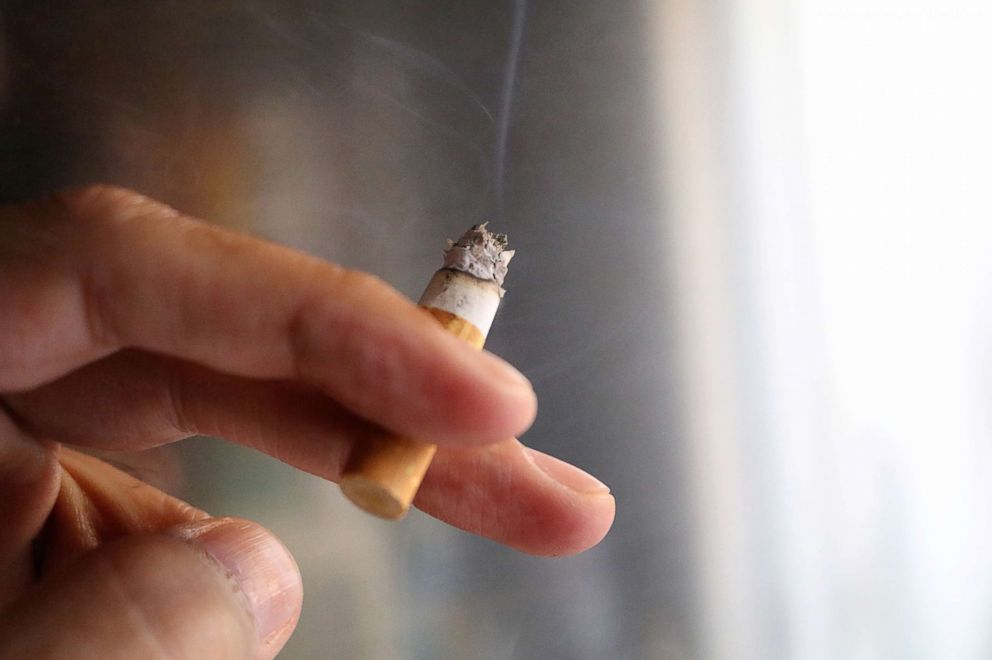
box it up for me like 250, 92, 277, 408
651, 1, 992, 658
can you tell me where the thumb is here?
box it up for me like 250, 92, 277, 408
0, 518, 302, 660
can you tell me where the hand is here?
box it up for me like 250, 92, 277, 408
0, 186, 615, 659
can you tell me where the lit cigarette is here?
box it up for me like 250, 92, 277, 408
339, 224, 515, 520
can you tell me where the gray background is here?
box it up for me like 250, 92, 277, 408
0, 2, 690, 658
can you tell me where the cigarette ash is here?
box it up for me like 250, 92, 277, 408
442, 223, 515, 294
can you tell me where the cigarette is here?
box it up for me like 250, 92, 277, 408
339, 224, 515, 520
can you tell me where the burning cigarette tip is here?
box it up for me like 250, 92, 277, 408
441, 222, 514, 293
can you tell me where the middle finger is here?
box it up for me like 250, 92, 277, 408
5, 350, 614, 555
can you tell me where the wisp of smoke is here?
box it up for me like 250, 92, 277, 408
493, 0, 527, 225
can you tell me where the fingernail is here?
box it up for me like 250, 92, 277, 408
523, 447, 611, 495
168, 518, 302, 651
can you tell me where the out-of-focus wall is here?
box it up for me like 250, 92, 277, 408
0, 2, 687, 658
652, 1, 992, 658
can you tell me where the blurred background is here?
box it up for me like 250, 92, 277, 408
1, 1, 990, 658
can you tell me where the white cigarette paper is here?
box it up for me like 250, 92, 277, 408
418, 223, 513, 336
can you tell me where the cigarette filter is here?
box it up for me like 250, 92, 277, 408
339, 224, 515, 519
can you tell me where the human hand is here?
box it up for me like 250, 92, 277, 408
0, 186, 615, 658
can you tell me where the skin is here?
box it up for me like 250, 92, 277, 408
0, 186, 615, 659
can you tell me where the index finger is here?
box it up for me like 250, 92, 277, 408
0, 186, 536, 446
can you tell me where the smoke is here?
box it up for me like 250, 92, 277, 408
492, 0, 527, 225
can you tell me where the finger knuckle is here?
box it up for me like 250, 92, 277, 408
332, 267, 388, 296
54, 184, 181, 228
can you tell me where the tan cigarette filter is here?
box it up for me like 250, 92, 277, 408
339, 225, 513, 520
